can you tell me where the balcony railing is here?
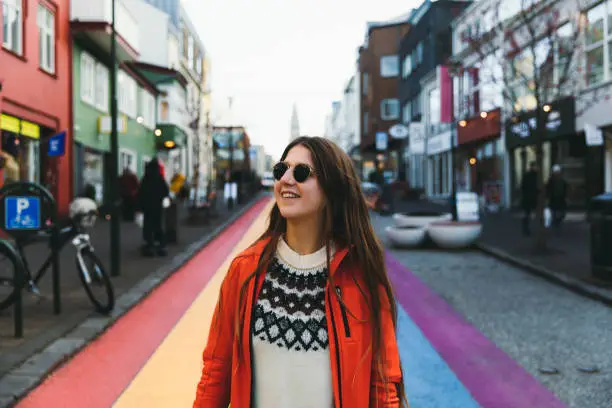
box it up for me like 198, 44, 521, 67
71, 0, 139, 54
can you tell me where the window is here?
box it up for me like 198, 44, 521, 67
94, 63, 109, 111
188, 36, 194, 68
362, 73, 368, 95
140, 90, 156, 129
380, 55, 399, 77
416, 42, 424, 65
411, 94, 422, 119
119, 149, 137, 173
80, 52, 95, 104
160, 100, 169, 121
402, 102, 411, 124
585, 2, 608, 87
428, 88, 440, 125
380, 99, 400, 120
363, 112, 368, 133
118, 71, 137, 118
37, 5, 55, 73
402, 54, 412, 78
2, 0, 22, 54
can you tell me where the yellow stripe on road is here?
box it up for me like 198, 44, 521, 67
113, 200, 273, 407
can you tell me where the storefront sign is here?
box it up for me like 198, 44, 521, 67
376, 132, 388, 151
585, 123, 604, 146
389, 124, 409, 139
427, 130, 452, 156
456, 192, 480, 222
48, 131, 66, 157
505, 97, 575, 148
20, 120, 40, 139
408, 122, 425, 154
0, 114, 20, 133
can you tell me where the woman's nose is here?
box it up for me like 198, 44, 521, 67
280, 167, 296, 184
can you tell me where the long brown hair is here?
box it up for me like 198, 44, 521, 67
233, 136, 407, 405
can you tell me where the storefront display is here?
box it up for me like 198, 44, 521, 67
426, 129, 453, 197
456, 108, 504, 206
0, 114, 41, 184
505, 97, 597, 208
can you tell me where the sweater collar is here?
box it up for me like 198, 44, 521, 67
276, 236, 335, 270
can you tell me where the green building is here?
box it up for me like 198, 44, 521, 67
71, 39, 159, 205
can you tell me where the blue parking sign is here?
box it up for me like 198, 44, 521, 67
5, 196, 41, 230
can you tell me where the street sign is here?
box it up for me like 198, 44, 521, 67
5, 196, 41, 230
48, 131, 66, 157
376, 132, 388, 151
389, 124, 409, 139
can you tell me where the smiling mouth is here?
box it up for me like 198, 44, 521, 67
281, 192, 300, 198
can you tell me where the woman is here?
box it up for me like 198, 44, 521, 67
194, 137, 408, 408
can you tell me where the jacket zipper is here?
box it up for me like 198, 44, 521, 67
249, 278, 259, 408
335, 286, 351, 338
328, 286, 344, 408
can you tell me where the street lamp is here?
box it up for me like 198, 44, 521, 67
109, 0, 120, 276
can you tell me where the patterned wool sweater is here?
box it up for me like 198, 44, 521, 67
251, 238, 334, 408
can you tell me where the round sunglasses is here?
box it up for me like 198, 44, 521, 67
272, 161, 315, 183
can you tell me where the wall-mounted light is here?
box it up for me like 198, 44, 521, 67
480, 111, 488, 118
469, 157, 477, 165
543, 104, 551, 112
136, 116, 144, 124
154, 129, 162, 136
164, 140, 175, 148
459, 120, 467, 127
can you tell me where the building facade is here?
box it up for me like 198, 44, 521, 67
1, 0, 73, 214
399, 0, 471, 194
358, 16, 411, 181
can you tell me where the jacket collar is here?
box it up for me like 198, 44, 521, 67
244, 236, 349, 276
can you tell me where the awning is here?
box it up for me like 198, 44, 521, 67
155, 124, 187, 150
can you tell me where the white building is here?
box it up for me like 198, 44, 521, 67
249, 145, 267, 177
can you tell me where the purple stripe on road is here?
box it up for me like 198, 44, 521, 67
386, 253, 566, 408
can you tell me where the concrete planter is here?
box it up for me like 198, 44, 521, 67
392, 211, 453, 228
385, 225, 427, 248
427, 221, 482, 249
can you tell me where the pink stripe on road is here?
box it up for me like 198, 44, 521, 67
386, 253, 566, 408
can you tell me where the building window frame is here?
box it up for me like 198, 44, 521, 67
80, 52, 96, 105
380, 98, 400, 120
118, 70, 138, 118
584, 1, 611, 88
94, 62, 109, 112
37, 4, 55, 74
2, 0, 23, 55
380, 55, 400, 77
140, 89, 156, 129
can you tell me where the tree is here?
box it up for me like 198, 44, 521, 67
453, 0, 588, 251
186, 82, 212, 207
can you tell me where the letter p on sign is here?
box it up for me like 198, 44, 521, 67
17, 198, 29, 215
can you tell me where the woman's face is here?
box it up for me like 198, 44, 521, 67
274, 145, 325, 221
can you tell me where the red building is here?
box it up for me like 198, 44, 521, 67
0, 0, 72, 214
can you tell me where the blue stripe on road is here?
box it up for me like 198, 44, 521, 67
397, 304, 480, 408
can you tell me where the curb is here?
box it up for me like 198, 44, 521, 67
476, 243, 612, 307
0, 193, 268, 407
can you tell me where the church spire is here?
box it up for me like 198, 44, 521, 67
290, 103, 300, 141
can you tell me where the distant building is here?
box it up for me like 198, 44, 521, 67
249, 144, 267, 177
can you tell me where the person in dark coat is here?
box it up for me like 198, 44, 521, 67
546, 164, 568, 232
521, 161, 539, 236
137, 158, 170, 257
120, 168, 139, 222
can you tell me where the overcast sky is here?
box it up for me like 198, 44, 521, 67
182, 0, 421, 159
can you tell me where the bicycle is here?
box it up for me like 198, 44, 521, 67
0, 200, 115, 314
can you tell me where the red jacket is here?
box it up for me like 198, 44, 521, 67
193, 238, 404, 407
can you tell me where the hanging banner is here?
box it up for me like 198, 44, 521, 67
48, 131, 66, 157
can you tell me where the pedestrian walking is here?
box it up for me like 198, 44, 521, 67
546, 164, 568, 232
521, 161, 538, 236
136, 157, 170, 257
193, 136, 408, 408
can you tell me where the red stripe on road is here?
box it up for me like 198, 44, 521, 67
16, 198, 270, 408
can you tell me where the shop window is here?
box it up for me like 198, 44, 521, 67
1, 132, 40, 184
119, 149, 137, 174
2, 0, 22, 55
83, 150, 105, 203
37, 5, 55, 74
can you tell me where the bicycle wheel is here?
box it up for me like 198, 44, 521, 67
76, 249, 115, 314
0, 240, 27, 311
